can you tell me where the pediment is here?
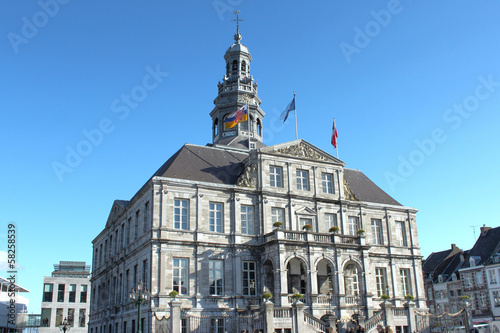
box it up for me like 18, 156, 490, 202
262, 140, 344, 165
105, 200, 129, 227
294, 206, 316, 216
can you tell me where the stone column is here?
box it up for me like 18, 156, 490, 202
265, 301, 275, 333
294, 301, 305, 333
380, 301, 394, 327
170, 300, 182, 333
404, 301, 416, 333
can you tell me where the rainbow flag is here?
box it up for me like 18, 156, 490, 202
224, 104, 248, 129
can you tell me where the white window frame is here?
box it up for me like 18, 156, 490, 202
173, 258, 189, 295
174, 199, 189, 230
375, 267, 387, 297
299, 217, 313, 231
242, 261, 256, 296
209, 260, 224, 296
270, 166, 283, 188
400, 268, 411, 297
271, 207, 285, 226
371, 219, 384, 245
489, 270, 497, 284
325, 213, 337, 230
396, 221, 408, 246
241, 205, 254, 235
347, 216, 359, 236
322, 173, 334, 194
209, 203, 223, 233
296, 169, 309, 191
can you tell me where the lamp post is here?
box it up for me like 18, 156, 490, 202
462, 299, 472, 333
60, 317, 71, 332
130, 280, 151, 333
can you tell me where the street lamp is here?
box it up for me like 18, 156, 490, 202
130, 280, 151, 333
60, 317, 71, 332
462, 298, 472, 333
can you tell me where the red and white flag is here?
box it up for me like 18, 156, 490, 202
331, 119, 338, 148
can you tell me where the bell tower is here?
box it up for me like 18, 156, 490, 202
210, 11, 265, 150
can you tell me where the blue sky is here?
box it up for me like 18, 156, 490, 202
1, 1, 499, 313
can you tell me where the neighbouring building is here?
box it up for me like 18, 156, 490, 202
89, 23, 428, 333
0, 276, 30, 332
39, 261, 91, 333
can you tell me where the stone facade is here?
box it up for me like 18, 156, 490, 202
89, 25, 427, 333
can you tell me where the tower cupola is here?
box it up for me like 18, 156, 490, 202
210, 11, 265, 150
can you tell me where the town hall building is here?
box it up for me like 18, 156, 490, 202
89, 20, 427, 333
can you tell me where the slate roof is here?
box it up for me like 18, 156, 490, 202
423, 249, 455, 275
431, 251, 465, 283
461, 226, 500, 268
152, 144, 248, 185
343, 168, 402, 206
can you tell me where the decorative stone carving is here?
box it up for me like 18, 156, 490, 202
275, 143, 330, 161
343, 177, 359, 201
236, 163, 257, 188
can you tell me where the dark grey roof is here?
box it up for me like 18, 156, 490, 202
152, 144, 248, 185
343, 169, 401, 206
215, 135, 266, 150
462, 226, 500, 268
432, 251, 465, 283
423, 249, 454, 274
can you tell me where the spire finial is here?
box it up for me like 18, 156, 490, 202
231, 10, 244, 43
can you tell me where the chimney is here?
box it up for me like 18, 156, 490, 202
480, 224, 492, 236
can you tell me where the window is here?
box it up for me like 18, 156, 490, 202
57, 284, 65, 302
41, 308, 51, 327
243, 261, 256, 296
479, 291, 488, 307
270, 166, 283, 187
299, 218, 313, 230
68, 308, 75, 327
344, 265, 359, 296
371, 219, 384, 245
43, 283, 53, 302
56, 308, 63, 327
241, 205, 254, 235
241, 61, 246, 72
125, 269, 129, 300
347, 216, 359, 236
143, 201, 149, 233
375, 268, 387, 297
493, 291, 500, 307
126, 218, 131, 246
143, 260, 148, 289
322, 173, 334, 194
396, 221, 407, 246
464, 273, 472, 288
135, 210, 140, 239
181, 318, 188, 333
271, 208, 285, 227
115, 229, 118, 253
489, 270, 497, 284
80, 285, 88, 303
173, 258, 188, 295
210, 318, 225, 333
134, 265, 138, 288
296, 169, 309, 191
476, 271, 484, 286
325, 213, 337, 230
400, 269, 411, 296
174, 199, 189, 230
69, 284, 76, 302
209, 203, 223, 233
209, 260, 224, 295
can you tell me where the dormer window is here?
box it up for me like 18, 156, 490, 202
438, 275, 443, 283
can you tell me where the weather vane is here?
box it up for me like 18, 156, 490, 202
231, 10, 244, 36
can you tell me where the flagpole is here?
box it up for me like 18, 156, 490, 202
293, 91, 298, 140
334, 118, 338, 159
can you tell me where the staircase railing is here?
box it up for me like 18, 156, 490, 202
364, 310, 384, 332
304, 311, 327, 332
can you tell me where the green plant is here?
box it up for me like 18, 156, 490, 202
357, 229, 365, 235
381, 294, 390, 300
169, 290, 179, 298
292, 292, 303, 299
302, 224, 313, 231
460, 295, 470, 300
404, 294, 414, 301
329, 226, 340, 233
262, 292, 273, 300
273, 222, 283, 228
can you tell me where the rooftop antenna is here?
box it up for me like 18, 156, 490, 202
470, 225, 480, 240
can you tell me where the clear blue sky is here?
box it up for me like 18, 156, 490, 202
1, 1, 499, 313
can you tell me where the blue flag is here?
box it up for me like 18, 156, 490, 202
280, 96, 296, 123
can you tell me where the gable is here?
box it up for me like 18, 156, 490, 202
262, 140, 345, 165
105, 200, 129, 227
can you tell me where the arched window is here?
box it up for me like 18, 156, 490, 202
232, 60, 238, 71
257, 119, 262, 136
226, 63, 230, 75
344, 264, 360, 296
241, 61, 246, 72
214, 119, 219, 137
